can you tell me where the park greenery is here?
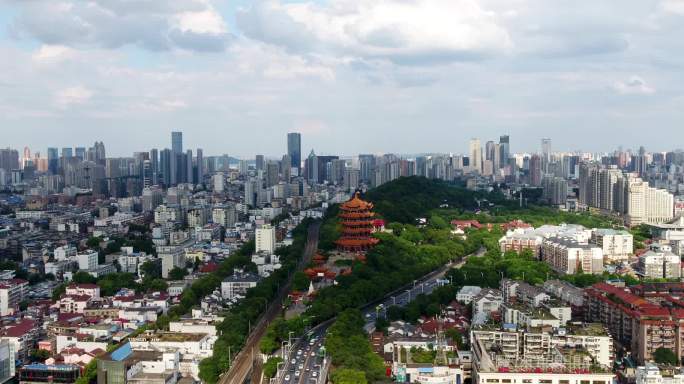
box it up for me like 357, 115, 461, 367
263, 357, 284, 378
259, 316, 306, 355
325, 309, 385, 384
364, 176, 492, 223
314, 176, 633, 382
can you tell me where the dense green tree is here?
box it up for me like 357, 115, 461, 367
325, 309, 386, 383
141, 278, 168, 293
86, 237, 101, 249
331, 369, 368, 384
168, 267, 188, 281
140, 260, 161, 279
198, 357, 221, 384
654, 348, 678, 365
30, 349, 50, 362
263, 357, 283, 378
292, 271, 310, 291
72, 271, 97, 284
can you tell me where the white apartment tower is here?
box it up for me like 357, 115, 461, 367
255, 224, 276, 254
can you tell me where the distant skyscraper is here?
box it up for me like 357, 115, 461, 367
47, 147, 58, 174
485, 141, 496, 162
75, 147, 86, 160
186, 149, 193, 184
530, 154, 542, 186
499, 135, 510, 169
149, 149, 159, 185
170, 132, 183, 185
469, 138, 482, 174
93, 141, 106, 164
255, 155, 265, 171
171, 132, 183, 154
358, 154, 375, 183
287, 132, 301, 175
160, 149, 172, 186
61, 147, 73, 159
541, 138, 552, 172
196, 149, 204, 185
0, 149, 19, 172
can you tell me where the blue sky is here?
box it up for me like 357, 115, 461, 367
1, 0, 684, 157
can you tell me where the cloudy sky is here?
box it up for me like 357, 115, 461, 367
1, 0, 683, 157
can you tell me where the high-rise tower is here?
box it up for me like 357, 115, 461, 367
287, 132, 301, 175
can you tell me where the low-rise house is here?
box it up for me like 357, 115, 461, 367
456, 286, 482, 304
58, 294, 93, 314
65, 283, 100, 299
472, 289, 503, 323
0, 318, 39, 362
543, 279, 584, 307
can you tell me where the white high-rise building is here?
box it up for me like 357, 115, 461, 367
213, 173, 224, 192
623, 174, 674, 227
255, 224, 276, 254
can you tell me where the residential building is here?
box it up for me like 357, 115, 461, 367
221, 270, 260, 300
255, 224, 276, 254
472, 324, 615, 384
541, 237, 603, 274
638, 244, 681, 279
585, 282, 684, 363
591, 228, 633, 263
456, 286, 482, 304
471, 289, 503, 324
77, 251, 99, 272
498, 228, 544, 256
0, 278, 28, 316
636, 364, 684, 384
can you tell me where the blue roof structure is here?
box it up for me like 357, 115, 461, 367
110, 342, 133, 361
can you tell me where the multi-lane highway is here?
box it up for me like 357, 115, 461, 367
274, 325, 328, 384
273, 247, 483, 384
220, 221, 322, 384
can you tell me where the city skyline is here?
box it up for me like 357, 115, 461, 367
2, 1, 684, 155
3, 132, 682, 160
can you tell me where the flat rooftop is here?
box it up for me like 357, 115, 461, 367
129, 332, 207, 343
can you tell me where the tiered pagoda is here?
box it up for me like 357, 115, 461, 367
335, 192, 380, 252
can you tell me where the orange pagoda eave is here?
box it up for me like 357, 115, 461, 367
335, 192, 380, 252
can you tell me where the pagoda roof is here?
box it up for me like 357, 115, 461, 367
339, 192, 374, 211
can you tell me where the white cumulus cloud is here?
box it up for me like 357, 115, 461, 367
237, 0, 513, 63
9, 0, 231, 52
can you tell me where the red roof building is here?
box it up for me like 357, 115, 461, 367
585, 282, 684, 364
499, 220, 532, 231
450, 220, 483, 230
